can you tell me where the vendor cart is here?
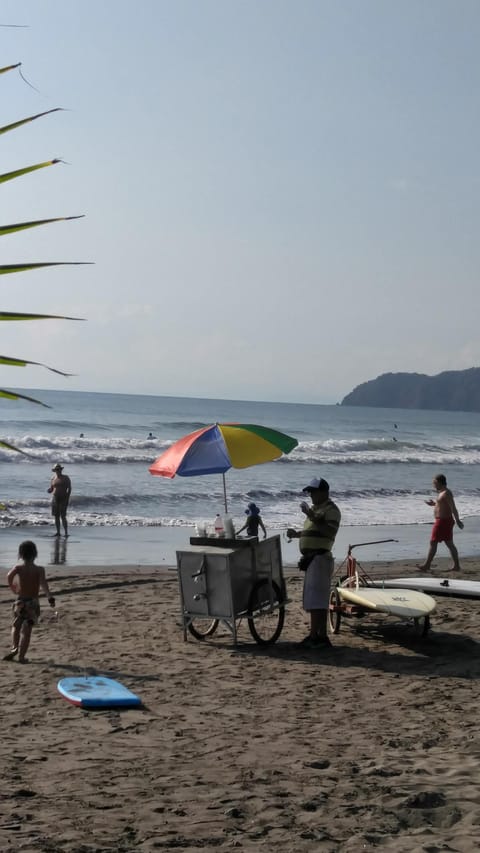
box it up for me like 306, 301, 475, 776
176, 535, 287, 645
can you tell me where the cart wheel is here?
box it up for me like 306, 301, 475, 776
247, 580, 285, 645
413, 614, 430, 638
328, 588, 342, 635
187, 618, 219, 641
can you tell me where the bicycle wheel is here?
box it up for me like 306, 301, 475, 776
247, 579, 285, 645
328, 588, 342, 634
187, 618, 219, 640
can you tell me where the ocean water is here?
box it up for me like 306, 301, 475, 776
1, 389, 480, 566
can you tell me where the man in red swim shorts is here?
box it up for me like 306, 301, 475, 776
417, 474, 464, 571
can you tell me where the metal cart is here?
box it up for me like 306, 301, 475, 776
176, 535, 287, 645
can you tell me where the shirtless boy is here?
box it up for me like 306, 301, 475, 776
3, 541, 55, 663
417, 474, 464, 572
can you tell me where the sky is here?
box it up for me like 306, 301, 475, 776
1, 0, 480, 404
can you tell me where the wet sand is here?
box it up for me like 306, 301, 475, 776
1, 516, 480, 569
0, 557, 479, 851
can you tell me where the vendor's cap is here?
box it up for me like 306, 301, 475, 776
52, 463, 64, 471
302, 477, 329, 493
245, 502, 260, 516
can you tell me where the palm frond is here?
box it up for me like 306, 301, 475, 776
0, 261, 91, 274
0, 439, 30, 456
0, 388, 50, 407
0, 108, 63, 136
0, 311, 85, 321
0, 63, 21, 74
0, 355, 74, 376
0, 55, 88, 454
0, 215, 84, 237
0, 158, 61, 184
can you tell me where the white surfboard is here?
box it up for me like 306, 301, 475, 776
338, 586, 436, 619
370, 577, 480, 600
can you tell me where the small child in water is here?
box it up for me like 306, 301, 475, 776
4, 541, 55, 664
236, 502, 267, 539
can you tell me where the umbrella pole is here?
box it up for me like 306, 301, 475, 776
222, 473, 228, 513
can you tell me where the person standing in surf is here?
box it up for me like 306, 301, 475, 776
417, 474, 464, 572
48, 463, 72, 537
3, 540, 56, 663
287, 477, 341, 649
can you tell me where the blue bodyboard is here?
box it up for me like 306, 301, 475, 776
57, 676, 142, 709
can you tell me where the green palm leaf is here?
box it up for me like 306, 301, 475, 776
0, 439, 29, 455
0, 388, 50, 408
0, 158, 61, 184
0, 107, 63, 133
0, 215, 84, 237
0, 355, 74, 376
0, 56, 88, 455
0, 63, 21, 75
0, 311, 84, 321
0, 108, 63, 136
0, 261, 91, 274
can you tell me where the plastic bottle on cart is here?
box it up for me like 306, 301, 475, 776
214, 514, 224, 537
223, 515, 235, 539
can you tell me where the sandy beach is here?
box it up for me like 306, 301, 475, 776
1, 556, 479, 852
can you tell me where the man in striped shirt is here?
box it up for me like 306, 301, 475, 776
287, 477, 341, 649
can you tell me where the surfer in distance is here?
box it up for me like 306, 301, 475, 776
3, 540, 56, 663
417, 474, 463, 572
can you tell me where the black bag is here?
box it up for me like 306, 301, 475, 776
298, 553, 315, 572
298, 549, 329, 571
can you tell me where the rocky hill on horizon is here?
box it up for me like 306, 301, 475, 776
341, 368, 480, 412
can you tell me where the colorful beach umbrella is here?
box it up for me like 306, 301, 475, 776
149, 423, 298, 512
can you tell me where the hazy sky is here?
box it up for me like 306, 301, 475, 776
1, 1, 479, 404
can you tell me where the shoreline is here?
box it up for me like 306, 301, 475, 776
9, 553, 477, 583
1, 518, 479, 571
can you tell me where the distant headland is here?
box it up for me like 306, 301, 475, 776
341, 368, 480, 412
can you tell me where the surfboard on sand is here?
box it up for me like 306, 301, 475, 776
338, 586, 436, 619
57, 676, 142, 709
369, 577, 480, 600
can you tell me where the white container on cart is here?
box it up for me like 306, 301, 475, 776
223, 515, 235, 539
214, 514, 224, 537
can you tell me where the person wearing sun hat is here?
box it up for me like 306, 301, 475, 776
287, 477, 341, 649
236, 501, 267, 539
47, 463, 72, 537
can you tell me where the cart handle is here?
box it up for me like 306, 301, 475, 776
192, 557, 207, 580
348, 539, 398, 554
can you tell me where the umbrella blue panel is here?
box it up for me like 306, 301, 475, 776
176, 425, 232, 476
